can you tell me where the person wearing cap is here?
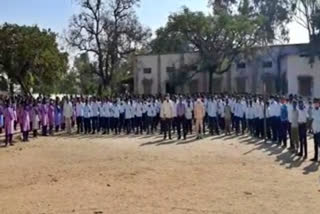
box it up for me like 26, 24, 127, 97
160, 95, 173, 140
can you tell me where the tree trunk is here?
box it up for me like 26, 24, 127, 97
208, 68, 215, 94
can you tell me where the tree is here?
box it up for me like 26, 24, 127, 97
154, 0, 293, 92
73, 53, 99, 95
0, 23, 68, 95
150, 27, 194, 54
67, 0, 151, 94
292, 0, 320, 62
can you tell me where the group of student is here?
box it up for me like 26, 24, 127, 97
0, 93, 319, 162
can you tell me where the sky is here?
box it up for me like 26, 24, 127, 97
0, 0, 309, 45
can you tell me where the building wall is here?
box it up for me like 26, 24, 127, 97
287, 55, 320, 97
134, 44, 316, 96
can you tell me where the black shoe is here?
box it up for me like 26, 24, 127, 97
297, 153, 303, 157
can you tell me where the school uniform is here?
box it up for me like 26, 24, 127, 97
63, 101, 73, 134
269, 101, 281, 142
40, 104, 49, 136
312, 108, 320, 161
76, 102, 84, 133
171, 100, 177, 133
55, 104, 62, 132
31, 106, 40, 137
91, 102, 100, 134
118, 102, 125, 133
298, 107, 308, 158
4, 106, 15, 145
176, 102, 187, 140
207, 100, 219, 135
134, 102, 143, 134
160, 100, 173, 140
83, 104, 92, 134
21, 107, 30, 141
112, 104, 120, 135
258, 103, 265, 138
185, 102, 193, 134
279, 104, 288, 147
124, 102, 133, 134
48, 104, 55, 135
246, 105, 254, 135
101, 102, 111, 134
234, 102, 244, 135
0, 106, 4, 134
218, 101, 225, 131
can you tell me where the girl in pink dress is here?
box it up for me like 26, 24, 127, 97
4, 100, 15, 146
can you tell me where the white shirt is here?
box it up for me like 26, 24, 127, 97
185, 103, 193, 120
312, 108, 320, 134
234, 102, 244, 117
146, 103, 154, 117
287, 103, 293, 123
76, 102, 84, 117
207, 100, 217, 117
112, 105, 120, 118
160, 101, 173, 119
135, 103, 143, 117
91, 102, 100, 117
269, 102, 281, 117
63, 101, 73, 118
170, 101, 177, 118
83, 104, 91, 118
298, 108, 308, 123
125, 103, 133, 119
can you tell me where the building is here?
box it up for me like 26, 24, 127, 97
134, 43, 320, 97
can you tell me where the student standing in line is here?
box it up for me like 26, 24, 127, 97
185, 99, 193, 135
291, 100, 299, 153
279, 98, 288, 148
160, 95, 173, 140
194, 97, 205, 140
4, 100, 15, 146
298, 100, 308, 159
224, 99, 232, 136
176, 97, 186, 140
83, 99, 91, 134
21, 102, 30, 142
311, 99, 320, 162
75, 97, 84, 134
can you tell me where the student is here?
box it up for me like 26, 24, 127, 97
160, 96, 173, 140
291, 100, 299, 153
55, 98, 62, 133
311, 99, 320, 162
91, 97, 100, 134
4, 100, 15, 146
63, 97, 73, 135
0, 105, 3, 134
21, 102, 30, 142
298, 100, 308, 158
146, 100, 154, 134
224, 99, 232, 135
185, 99, 193, 135
48, 99, 55, 135
194, 98, 205, 139
31, 101, 40, 138
83, 99, 92, 134
75, 97, 84, 134
124, 100, 132, 134
112, 101, 120, 135
207, 96, 219, 136
279, 98, 288, 148
40, 98, 49, 136
135, 99, 143, 135
176, 97, 186, 140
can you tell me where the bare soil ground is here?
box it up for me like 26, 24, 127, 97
0, 133, 319, 214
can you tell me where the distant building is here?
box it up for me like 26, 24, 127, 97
134, 43, 320, 97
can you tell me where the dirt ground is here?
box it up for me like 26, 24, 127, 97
0, 133, 319, 214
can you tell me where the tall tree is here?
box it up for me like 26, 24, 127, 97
67, 0, 151, 94
0, 23, 68, 95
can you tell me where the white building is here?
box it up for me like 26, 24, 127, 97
134, 44, 320, 97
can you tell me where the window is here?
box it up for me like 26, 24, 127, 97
166, 67, 175, 73
263, 61, 273, 68
143, 68, 152, 74
237, 62, 246, 69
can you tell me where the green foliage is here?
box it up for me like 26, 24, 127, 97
0, 23, 68, 95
